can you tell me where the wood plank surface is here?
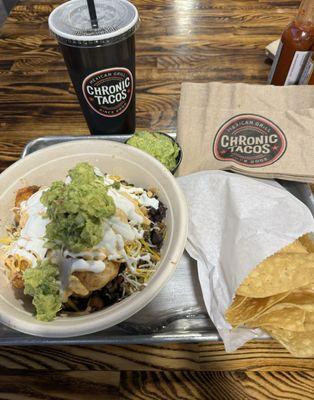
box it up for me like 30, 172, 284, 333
0, 1, 313, 399
0, 344, 313, 399
0, 0, 299, 171
0, 342, 313, 372
1, 370, 313, 400
120, 371, 314, 400
0, 370, 313, 400
0, 371, 121, 399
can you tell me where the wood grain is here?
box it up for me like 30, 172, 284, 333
0, 1, 313, 399
0, 370, 313, 400
0, 371, 120, 399
0, 343, 312, 372
120, 371, 314, 400
0, 0, 299, 171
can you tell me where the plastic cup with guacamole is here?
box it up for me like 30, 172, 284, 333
126, 131, 182, 174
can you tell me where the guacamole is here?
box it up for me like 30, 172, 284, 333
41, 163, 115, 252
23, 259, 61, 322
127, 131, 180, 171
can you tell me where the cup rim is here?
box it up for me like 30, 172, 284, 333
48, 0, 139, 47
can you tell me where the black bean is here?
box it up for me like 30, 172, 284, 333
88, 296, 105, 311
119, 263, 127, 273
148, 201, 167, 223
64, 295, 89, 312
102, 292, 112, 302
151, 229, 163, 247
143, 230, 150, 241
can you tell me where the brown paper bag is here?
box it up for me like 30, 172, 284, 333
177, 83, 314, 183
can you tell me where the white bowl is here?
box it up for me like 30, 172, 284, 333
0, 140, 188, 337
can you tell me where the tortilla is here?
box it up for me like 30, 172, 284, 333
237, 253, 314, 298
245, 304, 306, 332
265, 328, 314, 358
226, 235, 314, 357
226, 292, 290, 327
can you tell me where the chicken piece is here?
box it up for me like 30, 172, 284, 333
14, 186, 40, 225
11, 273, 24, 289
74, 261, 120, 292
63, 262, 120, 301
15, 186, 40, 208
62, 275, 90, 302
4, 254, 31, 289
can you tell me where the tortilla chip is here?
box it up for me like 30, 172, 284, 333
304, 312, 314, 331
237, 253, 314, 298
227, 236, 314, 356
245, 304, 306, 332
282, 288, 314, 312
226, 292, 289, 327
265, 327, 314, 357
226, 295, 246, 312
278, 239, 308, 254
299, 234, 314, 253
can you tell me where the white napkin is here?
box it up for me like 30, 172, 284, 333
177, 170, 314, 351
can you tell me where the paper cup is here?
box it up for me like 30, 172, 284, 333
0, 140, 188, 337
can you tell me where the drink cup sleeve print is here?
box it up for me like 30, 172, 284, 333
82, 68, 133, 118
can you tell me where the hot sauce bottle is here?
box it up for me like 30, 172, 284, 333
268, 0, 314, 86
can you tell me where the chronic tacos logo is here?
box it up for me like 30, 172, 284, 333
82, 67, 133, 118
213, 114, 287, 167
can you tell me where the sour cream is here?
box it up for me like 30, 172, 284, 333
63, 258, 106, 274
52, 250, 107, 290
9, 170, 156, 284
109, 216, 142, 241
20, 189, 47, 216
13, 188, 49, 264
108, 189, 144, 225
138, 192, 159, 209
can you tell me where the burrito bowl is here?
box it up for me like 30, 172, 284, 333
0, 140, 188, 337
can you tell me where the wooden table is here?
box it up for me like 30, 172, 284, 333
0, 0, 313, 398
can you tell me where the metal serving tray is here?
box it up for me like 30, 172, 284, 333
0, 135, 311, 346
21, 134, 176, 158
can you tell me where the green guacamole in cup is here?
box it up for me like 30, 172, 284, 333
126, 131, 180, 172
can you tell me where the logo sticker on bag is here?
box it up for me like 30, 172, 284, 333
213, 114, 287, 167
82, 67, 133, 118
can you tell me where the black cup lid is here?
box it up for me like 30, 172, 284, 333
48, 0, 139, 47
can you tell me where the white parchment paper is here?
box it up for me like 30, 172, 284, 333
177, 170, 314, 351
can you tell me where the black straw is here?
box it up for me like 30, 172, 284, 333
87, 0, 98, 29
